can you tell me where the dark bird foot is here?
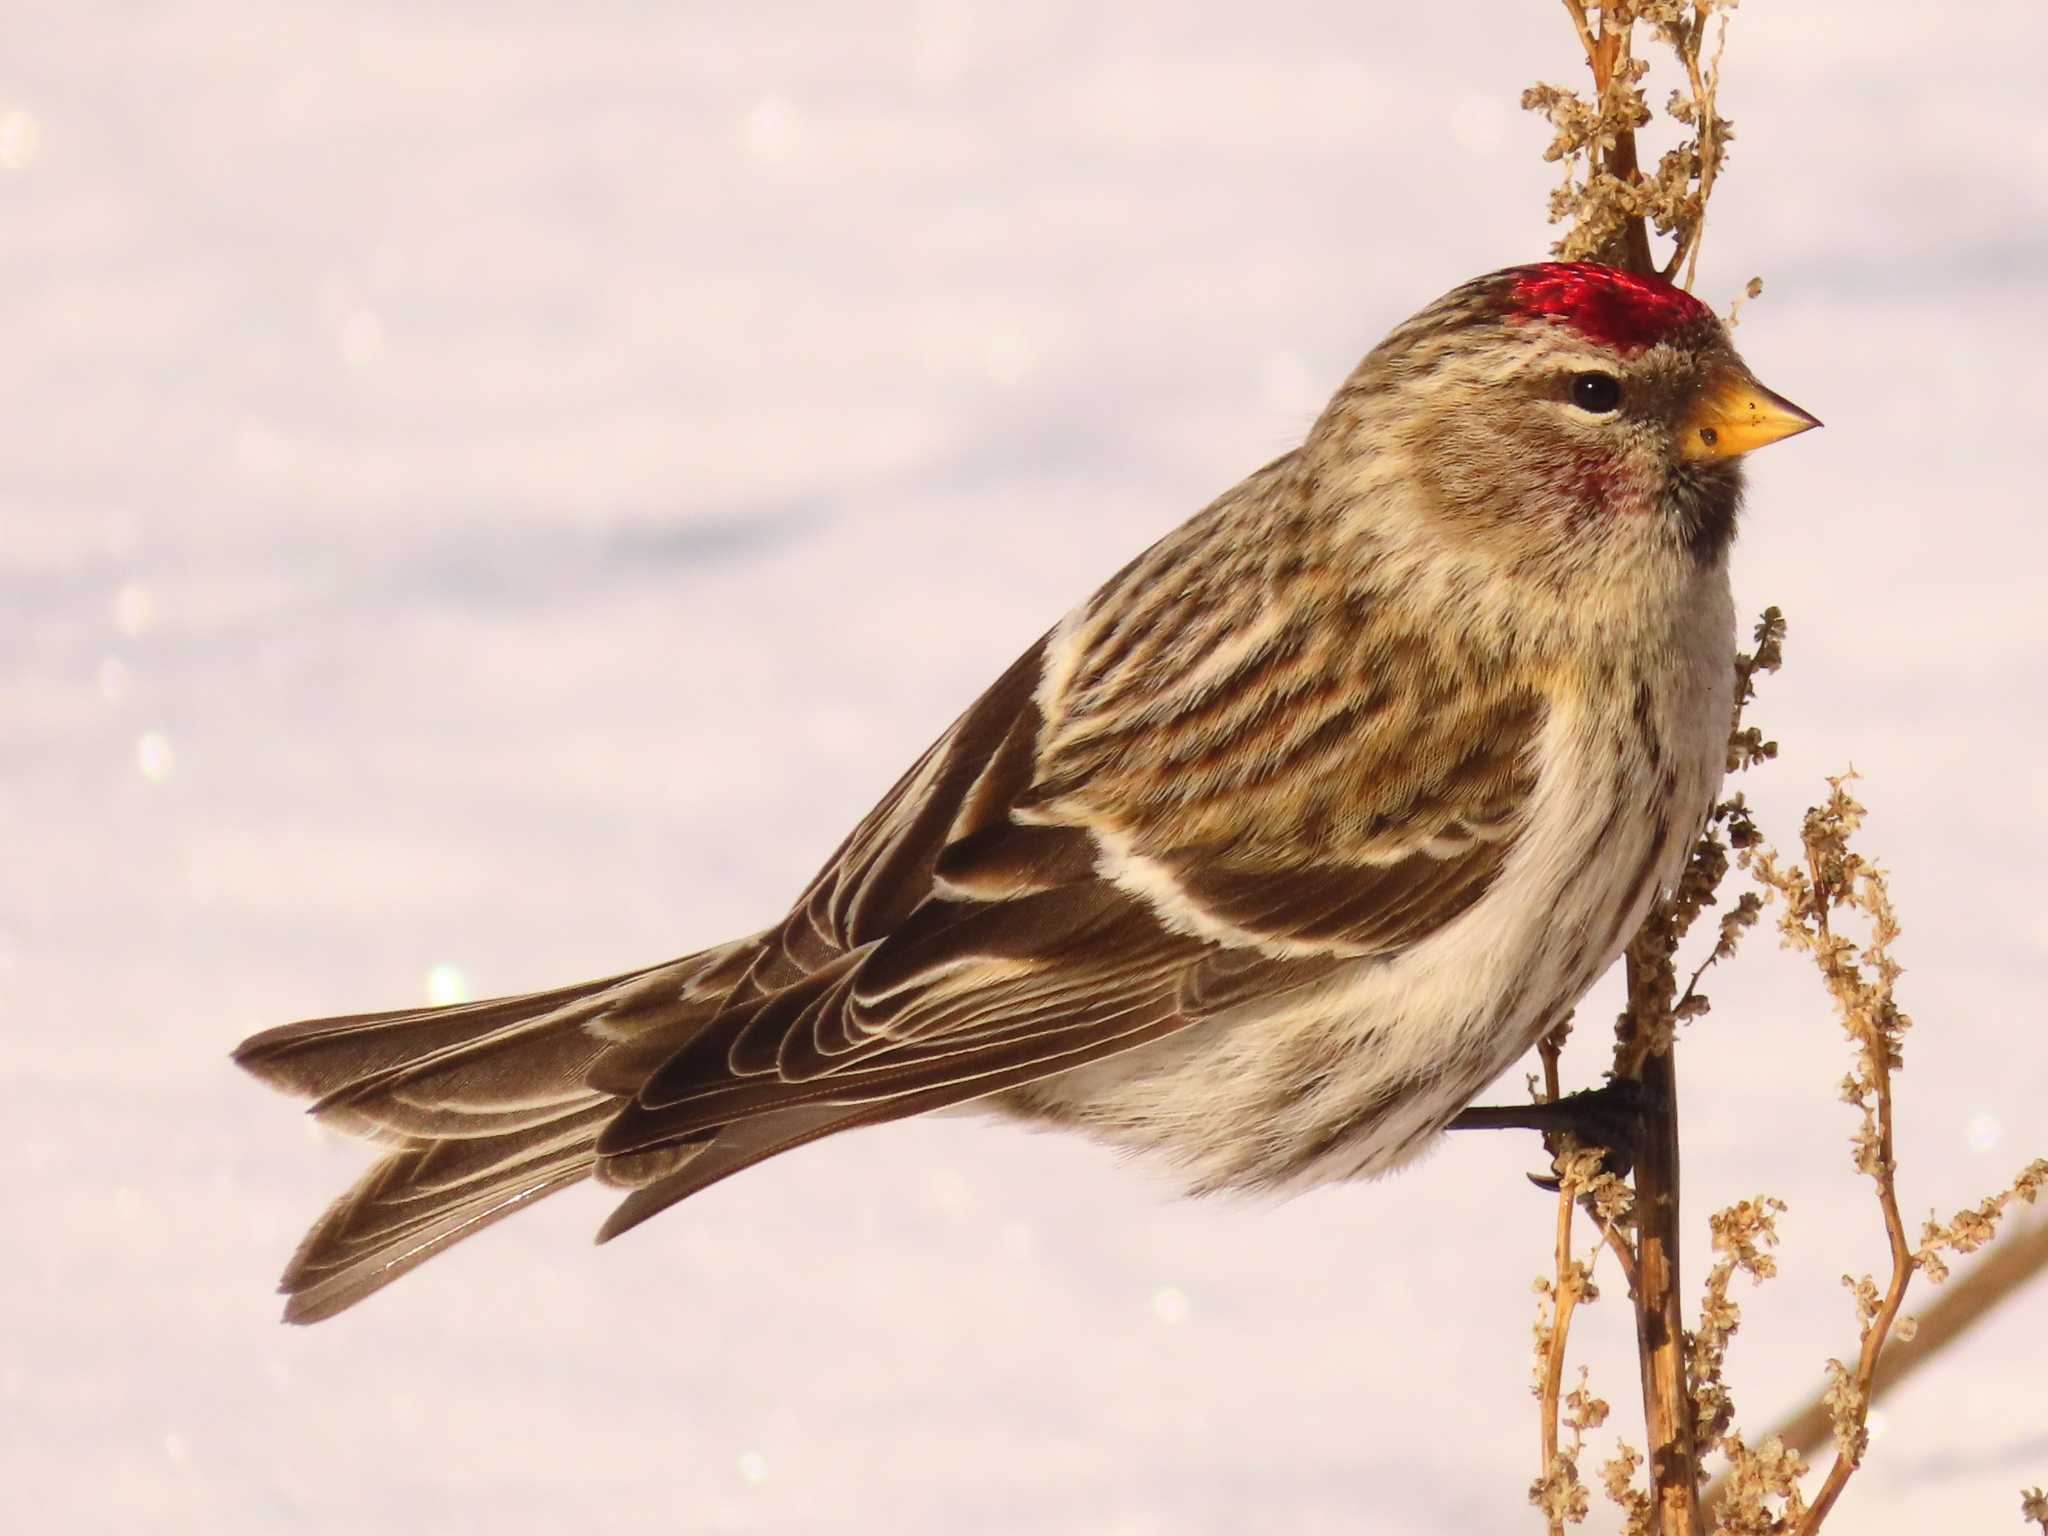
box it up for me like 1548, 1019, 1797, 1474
1449, 1076, 1648, 1189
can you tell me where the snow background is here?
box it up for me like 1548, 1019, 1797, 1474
4, 2, 2045, 1531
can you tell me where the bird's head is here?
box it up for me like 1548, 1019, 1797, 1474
1314, 261, 1818, 592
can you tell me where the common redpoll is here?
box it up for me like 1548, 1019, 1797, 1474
237, 261, 1818, 1322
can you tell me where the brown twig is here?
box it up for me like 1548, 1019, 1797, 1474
1532, 1023, 1575, 1534
1529, 1014, 1632, 1533
1548, 10, 1705, 1530
1540, 1195, 1576, 1534
1530, 1123, 1633, 1531
1530, 3, 1738, 284
1705, 783, 2045, 1528
1722, 782, 1921, 1531
1620, 958, 1703, 1536
1666, 9, 1731, 287
1604, 1217, 1643, 1297
1714, 1204, 2048, 1497
1792, 832, 1915, 1533
1520, 14, 2046, 1520
1559, 0, 1599, 64
1561, 0, 1657, 273
1537, 1168, 1592, 1535
1585, 15, 1696, 1520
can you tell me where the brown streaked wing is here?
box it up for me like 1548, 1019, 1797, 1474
1027, 538, 1546, 956
1177, 944, 1349, 1019
806, 637, 1054, 952
594, 874, 1204, 1163
582, 635, 1054, 1092
587, 629, 1221, 1175
592, 995, 1194, 1243
1156, 832, 1516, 954
592, 494, 1549, 1203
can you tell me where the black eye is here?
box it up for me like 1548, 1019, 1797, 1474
1570, 372, 1623, 414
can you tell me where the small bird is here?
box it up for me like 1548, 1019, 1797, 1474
236, 261, 1818, 1323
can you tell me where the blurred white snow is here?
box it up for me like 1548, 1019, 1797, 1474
3, 4, 2045, 1532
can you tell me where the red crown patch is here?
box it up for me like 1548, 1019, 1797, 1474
1503, 262, 1713, 352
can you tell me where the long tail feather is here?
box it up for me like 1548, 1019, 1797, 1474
278, 1103, 612, 1324
235, 968, 687, 1322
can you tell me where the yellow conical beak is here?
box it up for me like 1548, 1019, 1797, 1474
1679, 371, 1822, 461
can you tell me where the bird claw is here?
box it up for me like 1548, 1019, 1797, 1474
1450, 1076, 1650, 1191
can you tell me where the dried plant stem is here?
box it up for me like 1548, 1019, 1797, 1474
1518, 12, 2047, 1512
1624, 995, 1702, 1536
1539, 1183, 1587, 1536
1560, 0, 1599, 62
1603, 1216, 1642, 1297
1669, 11, 1729, 287
1533, 1028, 1573, 1533
1529, 1022, 1620, 1533
1560, 0, 1657, 273
1538, 1026, 1567, 1105
1782, 830, 1907, 1523
1720, 1205, 2048, 1493
1552, 8, 1700, 1529
1797, 1160, 1909, 1525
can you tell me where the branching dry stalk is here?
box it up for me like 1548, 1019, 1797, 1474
1732, 787, 2048, 1532
1749, 781, 1916, 1529
1522, 7, 2047, 1530
1530, 1139, 1634, 1533
1523, 9, 1759, 1532
1541, 633, 2048, 1536
1528, 1, 1738, 279
1605, 609, 1777, 1536
1738, 1203, 2048, 1474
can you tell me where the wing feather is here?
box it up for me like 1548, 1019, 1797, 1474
587, 480, 1546, 1213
